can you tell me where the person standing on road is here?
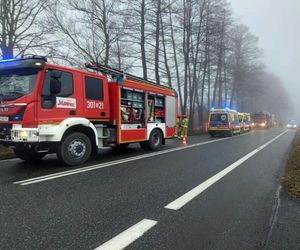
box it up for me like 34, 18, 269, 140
176, 116, 182, 138
181, 115, 188, 139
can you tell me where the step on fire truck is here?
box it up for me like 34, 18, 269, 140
0, 56, 178, 165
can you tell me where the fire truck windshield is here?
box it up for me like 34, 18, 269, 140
0, 68, 38, 100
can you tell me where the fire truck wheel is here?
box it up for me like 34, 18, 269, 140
14, 147, 47, 163
57, 132, 92, 166
148, 129, 163, 150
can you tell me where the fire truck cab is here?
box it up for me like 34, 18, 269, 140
251, 112, 271, 129
0, 56, 178, 165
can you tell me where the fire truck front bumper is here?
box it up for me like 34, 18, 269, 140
0, 124, 40, 144
11, 127, 40, 142
0, 124, 59, 153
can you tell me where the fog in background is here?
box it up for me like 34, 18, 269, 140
229, 0, 300, 121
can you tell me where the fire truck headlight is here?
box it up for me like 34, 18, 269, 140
251, 123, 255, 126
261, 123, 266, 127
16, 130, 39, 138
19, 130, 29, 138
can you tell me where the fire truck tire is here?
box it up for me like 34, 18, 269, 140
149, 129, 163, 149
14, 147, 47, 163
57, 132, 92, 166
140, 129, 162, 150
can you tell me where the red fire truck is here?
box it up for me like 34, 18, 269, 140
0, 56, 178, 165
251, 112, 272, 129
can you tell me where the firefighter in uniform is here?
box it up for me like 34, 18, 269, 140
175, 116, 182, 138
180, 115, 188, 139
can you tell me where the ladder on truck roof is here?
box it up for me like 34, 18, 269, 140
85, 62, 172, 90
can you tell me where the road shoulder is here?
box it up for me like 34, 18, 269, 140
266, 187, 300, 249
266, 129, 300, 249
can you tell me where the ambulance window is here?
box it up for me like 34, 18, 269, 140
233, 114, 239, 123
42, 70, 73, 97
85, 76, 103, 100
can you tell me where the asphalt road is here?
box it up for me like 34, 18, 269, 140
0, 128, 298, 250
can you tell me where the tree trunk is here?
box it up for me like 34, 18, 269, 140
154, 0, 161, 84
1, 45, 13, 59
169, 4, 183, 113
160, 13, 172, 87
141, 0, 147, 80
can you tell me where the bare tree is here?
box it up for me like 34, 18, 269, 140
227, 24, 264, 109
0, 0, 51, 59
46, 0, 124, 66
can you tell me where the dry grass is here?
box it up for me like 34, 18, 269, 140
282, 129, 300, 199
0, 145, 14, 160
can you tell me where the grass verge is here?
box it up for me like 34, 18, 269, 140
282, 129, 300, 199
0, 145, 15, 160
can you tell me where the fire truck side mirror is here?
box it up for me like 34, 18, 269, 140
50, 78, 61, 94
50, 70, 62, 94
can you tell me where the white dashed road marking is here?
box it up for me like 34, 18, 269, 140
94, 219, 157, 250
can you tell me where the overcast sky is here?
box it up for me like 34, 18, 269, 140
229, 0, 300, 119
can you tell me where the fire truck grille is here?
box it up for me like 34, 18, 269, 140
0, 124, 12, 140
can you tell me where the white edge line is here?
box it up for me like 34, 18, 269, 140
14, 136, 233, 185
94, 219, 157, 250
164, 130, 288, 210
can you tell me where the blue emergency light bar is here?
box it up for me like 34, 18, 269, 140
0, 56, 47, 71
0, 58, 17, 63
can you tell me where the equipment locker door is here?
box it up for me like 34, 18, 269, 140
119, 88, 146, 143
165, 95, 176, 137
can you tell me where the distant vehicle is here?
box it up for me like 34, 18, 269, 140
270, 114, 277, 127
287, 120, 297, 129
251, 112, 272, 129
208, 108, 241, 137
238, 112, 251, 133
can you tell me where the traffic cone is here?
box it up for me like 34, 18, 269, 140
181, 136, 188, 146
